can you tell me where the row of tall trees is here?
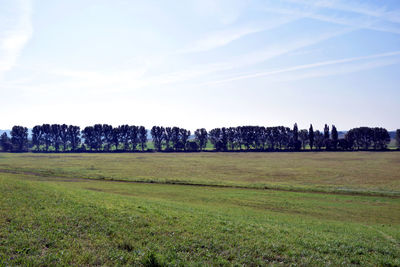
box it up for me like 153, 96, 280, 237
1, 124, 399, 152
31, 124, 81, 152
82, 124, 147, 151
150, 126, 192, 151
206, 124, 336, 151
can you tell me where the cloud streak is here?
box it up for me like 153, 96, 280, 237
204, 51, 400, 85
264, 1, 400, 35
0, 0, 33, 79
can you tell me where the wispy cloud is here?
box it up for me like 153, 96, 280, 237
6, 27, 354, 96
0, 0, 33, 79
285, 0, 400, 24
203, 51, 400, 85
274, 0, 400, 34
178, 17, 301, 54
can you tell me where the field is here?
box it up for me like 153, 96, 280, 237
0, 152, 399, 265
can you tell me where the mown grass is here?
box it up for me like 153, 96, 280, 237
0, 152, 399, 195
1, 171, 399, 266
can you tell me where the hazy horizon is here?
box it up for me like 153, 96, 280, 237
1, 0, 399, 131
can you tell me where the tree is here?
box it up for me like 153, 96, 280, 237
299, 129, 309, 150
346, 127, 377, 150
338, 139, 349, 150
314, 130, 324, 150
331, 125, 338, 150
151, 126, 164, 151
309, 124, 314, 150
92, 124, 104, 151
102, 124, 114, 151
112, 127, 121, 151
0, 132, 12, 151
323, 124, 330, 139
51, 124, 62, 151
357, 127, 374, 149
171, 127, 181, 151
129, 125, 139, 151
60, 124, 69, 151
220, 127, 228, 151
180, 128, 191, 151
323, 124, 330, 150
227, 127, 236, 150
82, 126, 97, 151
290, 124, 300, 151
138, 126, 147, 151
293, 123, 299, 142
209, 128, 221, 150
11, 126, 28, 152
68, 125, 81, 151
372, 127, 390, 150
119, 125, 130, 151
163, 127, 173, 151
186, 141, 199, 152
194, 128, 208, 151
345, 130, 356, 150
396, 129, 400, 149
42, 124, 52, 151
32, 125, 43, 151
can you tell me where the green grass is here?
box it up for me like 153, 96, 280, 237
0, 152, 399, 265
1, 152, 399, 195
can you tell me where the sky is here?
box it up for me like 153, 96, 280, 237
0, 0, 399, 131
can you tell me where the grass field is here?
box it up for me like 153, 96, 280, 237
1, 152, 400, 195
1, 152, 399, 265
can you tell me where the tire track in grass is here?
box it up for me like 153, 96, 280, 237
1, 168, 400, 198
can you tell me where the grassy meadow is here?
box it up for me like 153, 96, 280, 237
1, 152, 400, 195
0, 152, 399, 265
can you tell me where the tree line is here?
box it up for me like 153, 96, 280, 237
0, 124, 399, 152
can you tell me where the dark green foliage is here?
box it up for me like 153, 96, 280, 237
0, 132, 12, 151
82, 126, 96, 151
139, 126, 147, 151
42, 124, 52, 151
331, 125, 338, 150
68, 125, 81, 151
151, 126, 164, 151
338, 138, 350, 150
179, 128, 190, 151
345, 127, 389, 150
372, 127, 391, 150
323, 124, 330, 140
163, 127, 172, 150
32, 125, 43, 151
51, 124, 62, 151
209, 128, 228, 151
323, 124, 330, 150
102, 124, 113, 151
299, 129, 308, 150
309, 124, 314, 150
112, 127, 121, 150
185, 141, 199, 151
396, 129, 400, 149
11, 126, 28, 152
314, 130, 324, 150
2, 123, 397, 153
194, 128, 208, 151
142, 252, 164, 267
60, 124, 69, 151
293, 123, 299, 142
171, 127, 180, 151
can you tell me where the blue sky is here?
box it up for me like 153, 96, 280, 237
0, 0, 399, 131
